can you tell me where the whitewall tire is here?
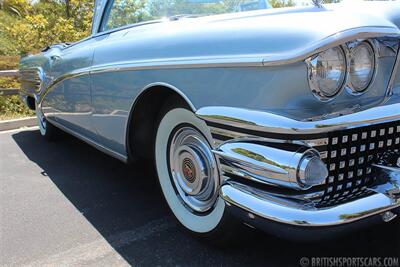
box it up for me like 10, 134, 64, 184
155, 107, 226, 234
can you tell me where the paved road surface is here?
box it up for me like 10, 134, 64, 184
1, 128, 399, 266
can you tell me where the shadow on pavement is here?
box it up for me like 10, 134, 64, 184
12, 129, 400, 266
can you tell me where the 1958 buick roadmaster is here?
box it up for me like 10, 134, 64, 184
19, 0, 400, 241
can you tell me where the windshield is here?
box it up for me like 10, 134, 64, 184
101, 0, 342, 32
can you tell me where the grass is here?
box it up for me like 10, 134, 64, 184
0, 95, 35, 120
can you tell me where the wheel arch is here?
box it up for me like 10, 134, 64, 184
126, 82, 197, 160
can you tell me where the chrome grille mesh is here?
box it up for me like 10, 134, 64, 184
315, 121, 400, 207
209, 119, 400, 207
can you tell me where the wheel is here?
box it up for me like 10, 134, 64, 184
155, 104, 238, 243
36, 105, 60, 141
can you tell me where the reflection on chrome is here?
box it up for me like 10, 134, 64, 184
213, 141, 327, 190
220, 167, 400, 227
197, 103, 400, 136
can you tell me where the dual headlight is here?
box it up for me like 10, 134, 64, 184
306, 41, 376, 101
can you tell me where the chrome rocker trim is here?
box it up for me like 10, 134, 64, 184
221, 168, 400, 227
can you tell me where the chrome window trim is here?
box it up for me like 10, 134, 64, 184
93, 20, 164, 38
98, 0, 114, 33
95, 0, 164, 36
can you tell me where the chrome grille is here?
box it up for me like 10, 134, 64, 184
209, 119, 400, 207
315, 120, 400, 207
20, 69, 43, 94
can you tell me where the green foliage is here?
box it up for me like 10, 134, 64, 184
269, 0, 295, 8
0, 54, 25, 120
147, 0, 265, 17
0, 56, 19, 70
0, 55, 20, 94
0, 77, 19, 89
104, 0, 149, 31
0, 95, 34, 120
0, 0, 94, 56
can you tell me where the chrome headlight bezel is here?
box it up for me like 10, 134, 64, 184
346, 40, 378, 95
306, 39, 379, 101
306, 46, 348, 102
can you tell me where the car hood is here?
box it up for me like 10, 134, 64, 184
97, 1, 400, 66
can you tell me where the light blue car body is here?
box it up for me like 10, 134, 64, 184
20, 1, 400, 162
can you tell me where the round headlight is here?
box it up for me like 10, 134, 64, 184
349, 42, 375, 93
308, 47, 347, 101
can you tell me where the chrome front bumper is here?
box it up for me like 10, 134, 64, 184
221, 169, 399, 228
197, 103, 400, 233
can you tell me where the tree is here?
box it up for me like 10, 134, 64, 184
269, 0, 295, 8
0, 0, 32, 16
104, 0, 148, 30
0, 0, 93, 55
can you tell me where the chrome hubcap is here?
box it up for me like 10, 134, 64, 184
169, 127, 219, 213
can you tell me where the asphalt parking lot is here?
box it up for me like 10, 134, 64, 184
1, 127, 399, 267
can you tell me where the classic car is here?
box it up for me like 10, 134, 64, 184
19, 0, 400, 241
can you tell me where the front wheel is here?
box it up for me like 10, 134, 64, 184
155, 106, 235, 241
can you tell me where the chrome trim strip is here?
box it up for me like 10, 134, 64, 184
37, 69, 90, 106
386, 43, 400, 99
35, 28, 399, 108
210, 126, 257, 140
90, 56, 264, 73
210, 125, 329, 148
262, 27, 399, 67
89, 28, 400, 71
221, 178, 400, 227
197, 103, 400, 136
47, 117, 128, 163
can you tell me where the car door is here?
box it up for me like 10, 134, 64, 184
90, 0, 144, 157
42, 38, 97, 141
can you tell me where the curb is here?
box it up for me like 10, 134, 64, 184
0, 117, 37, 132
